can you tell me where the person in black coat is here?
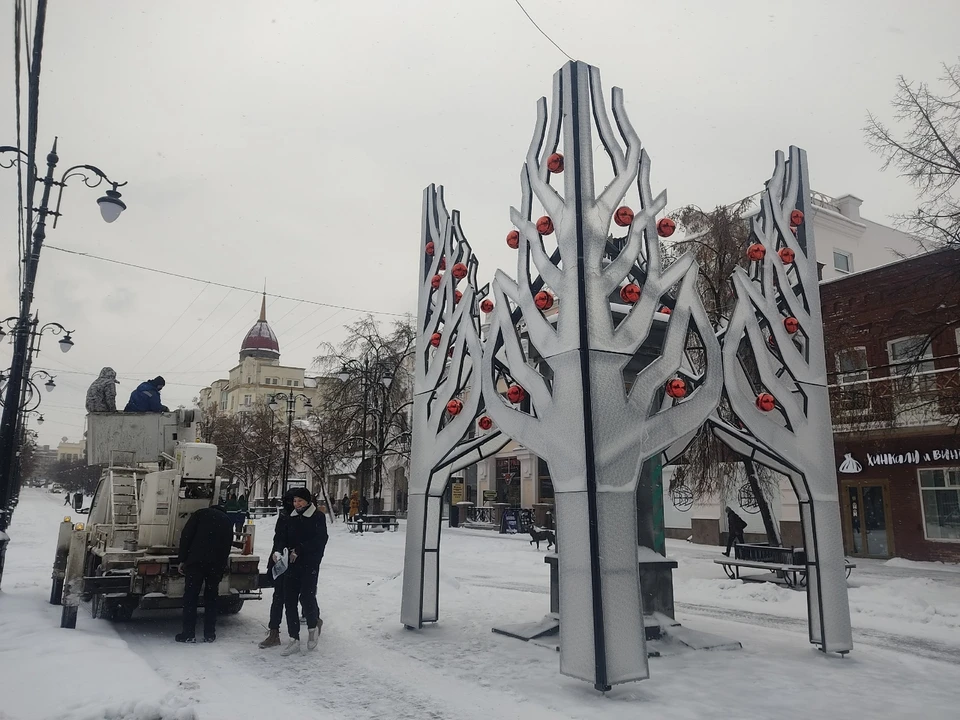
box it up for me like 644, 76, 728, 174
279, 487, 328, 656
176, 504, 234, 643
259, 489, 297, 649
724, 506, 748, 557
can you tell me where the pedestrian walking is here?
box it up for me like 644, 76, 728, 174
259, 490, 297, 649
63, 491, 72, 506
723, 506, 748, 557
175, 503, 234, 643
85, 367, 119, 413
340, 495, 349, 520
280, 488, 328, 656
360, 495, 369, 516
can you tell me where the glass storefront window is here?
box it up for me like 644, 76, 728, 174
919, 468, 960, 541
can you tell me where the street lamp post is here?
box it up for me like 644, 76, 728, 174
269, 392, 313, 495
337, 360, 394, 509
0, 140, 125, 545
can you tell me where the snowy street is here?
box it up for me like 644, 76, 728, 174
2, 489, 959, 720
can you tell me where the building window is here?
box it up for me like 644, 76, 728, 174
495, 457, 521, 506
918, 468, 960, 541
833, 250, 853, 274
287, 379, 293, 386
246, 377, 251, 384
294, 380, 299, 387
888, 335, 936, 398
244, 395, 252, 406
835, 347, 869, 414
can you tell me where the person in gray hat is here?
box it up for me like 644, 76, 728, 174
85, 367, 119, 413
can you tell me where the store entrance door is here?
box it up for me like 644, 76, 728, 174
841, 479, 895, 558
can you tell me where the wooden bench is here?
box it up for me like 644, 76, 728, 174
715, 557, 855, 588
346, 514, 399, 533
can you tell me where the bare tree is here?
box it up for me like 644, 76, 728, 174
671, 201, 781, 545
202, 405, 286, 502
865, 59, 960, 249
293, 414, 349, 519
315, 315, 415, 501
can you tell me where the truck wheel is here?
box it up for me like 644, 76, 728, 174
49, 578, 64, 605
217, 597, 244, 614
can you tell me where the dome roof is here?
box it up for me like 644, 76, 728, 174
240, 294, 280, 360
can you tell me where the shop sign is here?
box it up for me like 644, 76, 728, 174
451, 482, 465, 505
839, 448, 960, 473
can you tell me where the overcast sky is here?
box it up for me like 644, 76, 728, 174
0, 0, 957, 448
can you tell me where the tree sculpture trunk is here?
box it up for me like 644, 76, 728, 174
744, 459, 780, 546
481, 62, 722, 689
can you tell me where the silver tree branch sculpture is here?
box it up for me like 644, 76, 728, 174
712, 147, 853, 654
400, 184, 509, 629
480, 61, 723, 689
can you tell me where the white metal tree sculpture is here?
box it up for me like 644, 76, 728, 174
400, 184, 510, 630
480, 61, 723, 689
710, 147, 853, 654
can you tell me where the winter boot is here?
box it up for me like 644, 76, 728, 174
280, 638, 301, 656
175, 633, 195, 643
307, 619, 323, 651
259, 629, 281, 649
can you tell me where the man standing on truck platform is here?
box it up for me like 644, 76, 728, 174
175, 502, 234, 643
124, 376, 169, 413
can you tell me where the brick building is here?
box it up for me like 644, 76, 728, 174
822, 248, 960, 562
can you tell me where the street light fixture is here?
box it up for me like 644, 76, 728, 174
44, 378, 55, 392
96, 186, 126, 223
58, 334, 74, 353
269, 391, 314, 495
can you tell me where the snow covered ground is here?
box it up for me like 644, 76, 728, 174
2, 488, 959, 720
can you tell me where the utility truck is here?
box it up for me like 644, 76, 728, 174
51, 410, 261, 629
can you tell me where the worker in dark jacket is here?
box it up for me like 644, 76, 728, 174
124, 376, 169, 413
259, 489, 297, 649
280, 488, 328, 656
723, 506, 748, 557
176, 504, 234, 643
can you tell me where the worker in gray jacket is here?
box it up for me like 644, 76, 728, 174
85, 367, 119, 413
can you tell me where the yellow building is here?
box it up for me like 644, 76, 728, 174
56, 437, 84, 463
198, 294, 332, 419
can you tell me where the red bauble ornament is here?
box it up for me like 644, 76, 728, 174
430, 332, 442, 347
454, 290, 463, 304
657, 217, 676, 238
507, 385, 526, 404
790, 209, 804, 226
666, 378, 687, 398
620, 283, 641, 304
783, 316, 800, 334
536, 216, 555, 235
547, 153, 564, 173
614, 206, 635, 227
659, 306, 672, 315
438, 258, 446, 271
747, 243, 766, 261
425, 241, 435, 256
534, 291, 554, 311
756, 393, 776, 412
431, 274, 442, 289
446, 399, 464, 416
478, 416, 494, 431
452, 262, 468, 280
480, 299, 494, 313
778, 247, 796, 264
506, 230, 520, 249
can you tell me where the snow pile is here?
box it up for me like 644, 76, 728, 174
64, 695, 194, 720
849, 577, 960, 635
883, 557, 960, 573
678, 577, 801, 608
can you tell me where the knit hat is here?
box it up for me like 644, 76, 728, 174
151, 376, 166, 388
291, 487, 312, 503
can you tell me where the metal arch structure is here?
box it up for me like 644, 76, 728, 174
402, 62, 853, 689
400, 184, 510, 630
479, 61, 722, 690
709, 147, 853, 655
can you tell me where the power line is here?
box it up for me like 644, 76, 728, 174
513, 0, 574, 61
167, 293, 259, 372
45, 244, 408, 318
133, 283, 209, 370
154, 288, 234, 368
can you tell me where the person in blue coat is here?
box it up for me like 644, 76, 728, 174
124, 376, 169, 412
